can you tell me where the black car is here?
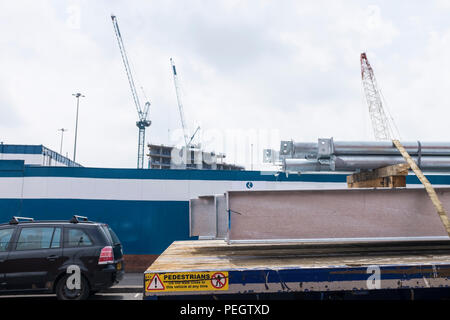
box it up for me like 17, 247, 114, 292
0, 215, 124, 300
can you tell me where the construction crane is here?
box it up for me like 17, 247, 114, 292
360, 52, 395, 141
170, 58, 200, 149
111, 14, 151, 169
187, 126, 201, 147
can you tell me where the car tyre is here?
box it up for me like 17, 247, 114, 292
56, 274, 90, 300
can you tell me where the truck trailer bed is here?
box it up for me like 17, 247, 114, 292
143, 239, 450, 299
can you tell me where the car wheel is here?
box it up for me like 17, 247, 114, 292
56, 274, 90, 300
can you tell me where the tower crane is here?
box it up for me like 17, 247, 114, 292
111, 14, 151, 169
360, 52, 397, 141
170, 58, 200, 149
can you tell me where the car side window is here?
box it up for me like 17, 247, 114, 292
51, 227, 61, 248
16, 227, 61, 251
0, 228, 14, 252
65, 228, 93, 247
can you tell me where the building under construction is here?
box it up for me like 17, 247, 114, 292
147, 144, 244, 170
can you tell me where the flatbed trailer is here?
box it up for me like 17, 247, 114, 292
143, 239, 450, 300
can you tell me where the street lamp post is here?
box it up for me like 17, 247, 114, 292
72, 93, 85, 162
58, 128, 68, 155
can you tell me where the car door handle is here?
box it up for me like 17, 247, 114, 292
46, 255, 59, 261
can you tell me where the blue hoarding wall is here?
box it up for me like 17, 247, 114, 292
2, 159, 450, 255
0, 198, 192, 255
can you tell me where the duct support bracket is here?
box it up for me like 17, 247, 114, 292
317, 138, 334, 159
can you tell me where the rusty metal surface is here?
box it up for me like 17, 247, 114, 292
227, 188, 450, 242
146, 239, 450, 272
144, 240, 450, 297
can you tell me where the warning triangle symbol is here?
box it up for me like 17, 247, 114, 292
147, 274, 165, 291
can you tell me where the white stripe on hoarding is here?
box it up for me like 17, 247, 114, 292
0, 177, 346, 201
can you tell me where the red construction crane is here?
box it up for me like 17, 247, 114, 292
360, 52, 395, 141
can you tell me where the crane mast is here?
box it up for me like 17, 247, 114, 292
111, 14, 151, 169
170, 58, 191, 148
360, 52, 393, 141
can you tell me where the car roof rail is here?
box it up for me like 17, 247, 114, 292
70, 215, 89, 223
9, 216, 34, 225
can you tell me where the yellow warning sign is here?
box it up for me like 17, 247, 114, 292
145, 271, 229, 292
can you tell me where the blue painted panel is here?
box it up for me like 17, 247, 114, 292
407, 174, 450, 185
0, 160, 25, 172
0, 199, 22, 215
0, 145, 43, 154
0, 199, 195, 255
2, 164, 450, 184
229, 265, 450, 284
0, 165, 348, 182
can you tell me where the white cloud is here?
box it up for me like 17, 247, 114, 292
435, 0, 450, 9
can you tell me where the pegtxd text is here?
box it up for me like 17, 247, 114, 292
179, 304, 270, 318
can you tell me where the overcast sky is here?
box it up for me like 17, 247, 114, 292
1, 0, 450, 169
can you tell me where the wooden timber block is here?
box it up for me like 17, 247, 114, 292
347, 175, 406, 188
347, 163, 409, 188
347, 163, 410, 184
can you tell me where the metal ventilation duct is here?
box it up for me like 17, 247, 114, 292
280, 138, 450, 172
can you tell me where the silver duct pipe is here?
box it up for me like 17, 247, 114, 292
281, 138, 450, 172
334, 141, 450, 156
287, 140, 450, 159
334, 156, 450, 171
284, 159, 331, 172
284, 156, 450, 172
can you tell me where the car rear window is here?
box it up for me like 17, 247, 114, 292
65, 228, 93, 247
102, 225, 121, 245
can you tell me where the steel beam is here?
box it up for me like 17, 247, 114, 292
226, 188, 450, 242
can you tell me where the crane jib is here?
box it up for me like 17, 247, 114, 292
111, 14, 151, 169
